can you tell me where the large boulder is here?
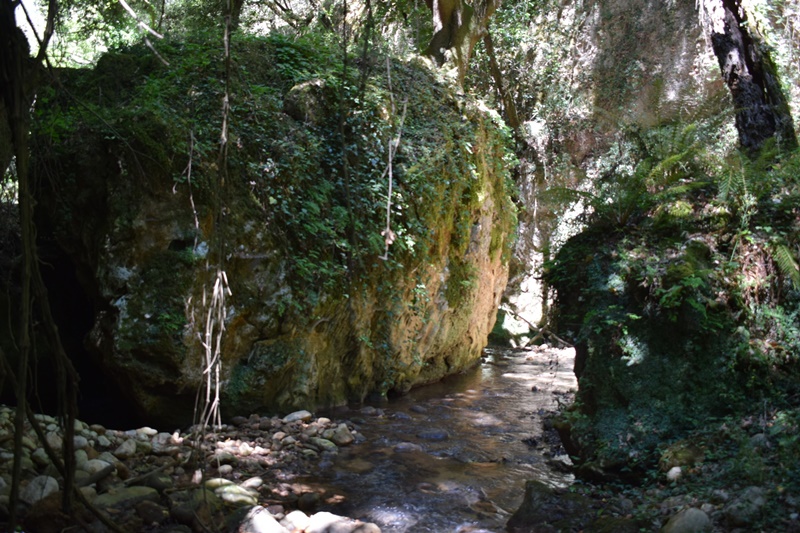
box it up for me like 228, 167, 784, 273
30, 34, 516, 427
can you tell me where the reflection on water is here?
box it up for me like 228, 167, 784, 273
312, 346, 577, 533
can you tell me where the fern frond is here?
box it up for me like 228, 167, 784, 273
646, 148, 694, 187
772, 243, 800, 289
654, 181, 710, 201
717, 165, 746, 204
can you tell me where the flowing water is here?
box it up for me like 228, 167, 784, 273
310, 345, 578, 533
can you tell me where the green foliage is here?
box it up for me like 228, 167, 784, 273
34, 31, 516, 325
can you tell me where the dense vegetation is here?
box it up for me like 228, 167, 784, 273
3, 0, 800, 530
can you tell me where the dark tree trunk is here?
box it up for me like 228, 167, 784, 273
705, 0, 797, 154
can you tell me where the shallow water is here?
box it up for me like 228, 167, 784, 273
311, 345, 577, 533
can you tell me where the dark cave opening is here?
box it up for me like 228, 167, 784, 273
33, 244, 144, 429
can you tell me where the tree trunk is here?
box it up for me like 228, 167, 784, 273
702, 0, 797, 154
424, 0, 500, 84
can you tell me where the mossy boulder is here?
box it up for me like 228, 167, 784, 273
31, 33, 516, 427
546, 207, 800, 477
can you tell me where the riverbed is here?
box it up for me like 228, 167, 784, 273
308, 345, 578, 532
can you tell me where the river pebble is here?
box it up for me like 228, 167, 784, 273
0, 403, 381, 532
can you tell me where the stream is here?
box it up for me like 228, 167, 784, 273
308, 345, 578, 533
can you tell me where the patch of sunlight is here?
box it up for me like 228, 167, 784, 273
501, 372, 537, 381
620, 334, 649, 366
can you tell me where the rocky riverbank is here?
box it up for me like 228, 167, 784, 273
0, 405, 382, 532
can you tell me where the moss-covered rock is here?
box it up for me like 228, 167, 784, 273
30, 33, 516, 427
547, 183, 800, 478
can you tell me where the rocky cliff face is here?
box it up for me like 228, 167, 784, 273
31, 35, 516, 427
500, 0, 800, 475
492, 0, 730, 335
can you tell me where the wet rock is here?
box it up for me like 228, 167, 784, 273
394, 442, 423, 452
330, 423, 355, 446
409, 405, 427, 414
662, 507, 711, 533
20, 475, 59, 505
417, 429, 449, 441
283, 410, 313, 424
309, 437, 338, 453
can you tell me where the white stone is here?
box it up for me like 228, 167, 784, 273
214, 484, 258, 507
74, 449, 89, 468
305, 511, 379, 533
239, 442, 254, 456
32, 447, 50, 467
98, 451, 118, 464
45, 431, 63, 450
241, 476, 264, 490
73, 435, 89, 449
97, 435, 112, 448
20, 475, 59, 505
281, 510, 310, 531
666, 466, 682, 481
282, 410, 313, 424
114, 438, 137, 459
240, 506, 290, 533
83, 459, 114, 476
137, 426, 158, 437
